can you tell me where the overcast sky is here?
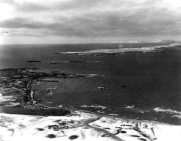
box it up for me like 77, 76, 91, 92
0, 0, 181, 44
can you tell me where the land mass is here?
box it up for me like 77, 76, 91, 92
54, 43, 181, 56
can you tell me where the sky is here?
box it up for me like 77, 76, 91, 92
0, 0, 181, 44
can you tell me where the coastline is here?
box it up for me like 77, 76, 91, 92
1, 67, 180, 124
1, 44, 181, 141
58, 43, 181, 56
1, 77, 181, 141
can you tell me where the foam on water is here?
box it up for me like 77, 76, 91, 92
81, 105, 107, 110
0, 93, 16, 103
154, 107, 181, 115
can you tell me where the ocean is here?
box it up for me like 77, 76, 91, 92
0, 43, 181, 124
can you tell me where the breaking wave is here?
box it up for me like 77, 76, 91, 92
0, 93, 16, 103
154, 107, 181, 115
81, 104, 107, 110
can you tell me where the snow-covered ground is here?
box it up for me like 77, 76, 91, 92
0, 110, 181, 141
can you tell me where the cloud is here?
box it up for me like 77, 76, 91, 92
2, 0, 104, 13
1, 0, 181, 43
1, 0, 49, 12
1, 6, 181, 38
18, 2, 49, 12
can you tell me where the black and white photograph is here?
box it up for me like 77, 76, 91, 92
0, 0, 181, 140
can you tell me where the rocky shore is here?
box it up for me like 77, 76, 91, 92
0, 68, 100, 113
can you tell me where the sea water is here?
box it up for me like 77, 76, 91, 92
0, 43, 181, 124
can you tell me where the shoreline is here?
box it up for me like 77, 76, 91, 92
2, 79, 181, 140
1, 80, 181, 140
1, 66, 181, 140
57, 43, 181, 56
22, 80, 181, 126
0, 67, 181, 124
